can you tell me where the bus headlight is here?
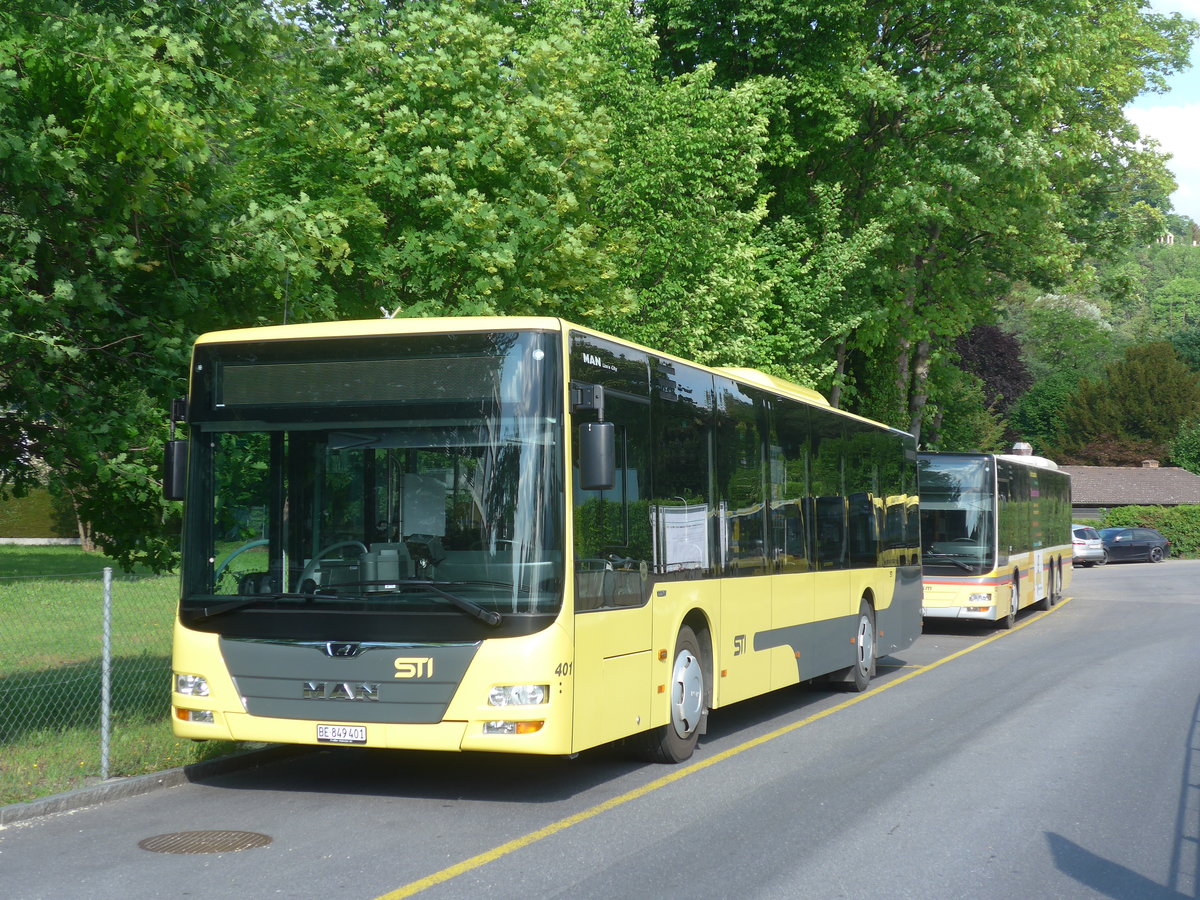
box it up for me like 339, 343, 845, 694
176, 708, 215, 724
483, 720, 545, 735
175, 673, 210, 697
488, 684, 548, 707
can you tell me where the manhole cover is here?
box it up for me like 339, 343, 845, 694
138, 830, 272, 854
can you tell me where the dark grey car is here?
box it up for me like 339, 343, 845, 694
1098, 527, 1171, 563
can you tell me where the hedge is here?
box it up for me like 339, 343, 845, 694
0, 488, 77, 539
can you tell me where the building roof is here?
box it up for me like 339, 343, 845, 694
1059, 465, 1200, 506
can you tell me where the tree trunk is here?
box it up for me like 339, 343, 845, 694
829, 339, 848, 408
907, 337, 932, 445
69, 493, 96, 553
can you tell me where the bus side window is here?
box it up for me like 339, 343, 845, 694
810, 420, 847, 570
573, 396, 652, 610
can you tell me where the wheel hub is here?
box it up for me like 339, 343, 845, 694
671, 649, 704, 738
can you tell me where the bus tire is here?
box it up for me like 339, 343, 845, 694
1037, 564, 1054, 612
846, 600, 876, 693
640, 625, 706, 763
1000, 574, 1019, 629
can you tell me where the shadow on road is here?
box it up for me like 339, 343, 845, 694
1046, 691, 1200, 899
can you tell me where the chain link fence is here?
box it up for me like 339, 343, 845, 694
0, 569, 196, 806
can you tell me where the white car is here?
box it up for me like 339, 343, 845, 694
1072, 524, 1106, 567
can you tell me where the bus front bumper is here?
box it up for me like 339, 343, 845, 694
921, 604, 997, 621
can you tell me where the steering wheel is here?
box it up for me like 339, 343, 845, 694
213, 538, 270, 589
297, 541, 369, 591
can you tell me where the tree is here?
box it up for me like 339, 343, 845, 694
1008, 373, 1081, 457
1051, 342, 1200, 464
644, 0, 1197, 443
1170, 416, 1200, 475
952, 325, 1031, 421
1002, 291, 1121, 384
1170, 326, 1200, 371
921, 363, 1008, 453
0, 1, 314, 569
505, 0, 779, 369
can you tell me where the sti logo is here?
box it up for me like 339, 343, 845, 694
394, 657, 434, 679
733, 634, 747, 656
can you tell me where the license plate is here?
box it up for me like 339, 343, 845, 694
317, 724, 367, 744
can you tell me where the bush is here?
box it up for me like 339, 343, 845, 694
1098, 505, 1200, 558
0, 488, 77, 539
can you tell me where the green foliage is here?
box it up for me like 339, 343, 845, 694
304, 1, 620, 318
0, 0, 306, 571
648, 0, 1197, 441
921, 363, 1008, 453
1169, 326, 1200, 371
1008, 373, 1082, 456
2, 0, 1198, 566
1098, 505, 1200, 558
1003, 291, 1121, 384
1170, 417, 1200, 476
1052, 342, 1200, 464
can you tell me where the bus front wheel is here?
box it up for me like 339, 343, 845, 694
640, 625, 707, 763
846, 600, 876, 692
1000, 575, 1019, 629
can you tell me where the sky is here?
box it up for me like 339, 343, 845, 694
1127, 0, 1200, 224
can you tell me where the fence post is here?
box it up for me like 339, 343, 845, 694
101, 567, 112, 781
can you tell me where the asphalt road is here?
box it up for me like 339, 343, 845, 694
3, 560, 1199, 900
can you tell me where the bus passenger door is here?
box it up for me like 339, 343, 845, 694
569, 377, 655, 752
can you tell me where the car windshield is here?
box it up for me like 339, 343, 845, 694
179, 330, 565, 642
918, 455, 995, 574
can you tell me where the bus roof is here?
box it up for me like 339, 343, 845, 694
921, 450, 1062, 471
194, 316, 906, 431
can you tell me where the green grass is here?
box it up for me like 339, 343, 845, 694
0, 546, 245, 806
0, 544, 165, 578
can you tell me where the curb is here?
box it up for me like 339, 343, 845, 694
0, 745, 306, 827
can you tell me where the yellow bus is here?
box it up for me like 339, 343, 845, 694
918, 451, 1072, 629
165, 317, 922, 762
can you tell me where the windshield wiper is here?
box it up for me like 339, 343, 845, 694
395, 581, 503, 626
922, 551, 976, 573
188, 591, 338, 622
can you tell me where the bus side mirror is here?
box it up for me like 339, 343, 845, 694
164, 440, 187, 501
578, 422, 615, 491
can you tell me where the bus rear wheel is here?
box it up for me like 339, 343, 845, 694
640, 625, 707, 763
1037, 563, 1055, 612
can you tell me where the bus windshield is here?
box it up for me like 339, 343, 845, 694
918, 455, 995, 575
179, 331, 564, 641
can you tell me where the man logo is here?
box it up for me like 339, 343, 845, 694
302, 681, 379, 701
394, 657, 434, 679
581, 352, 618, 373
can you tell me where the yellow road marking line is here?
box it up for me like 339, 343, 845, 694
376, 596, 1073, 899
